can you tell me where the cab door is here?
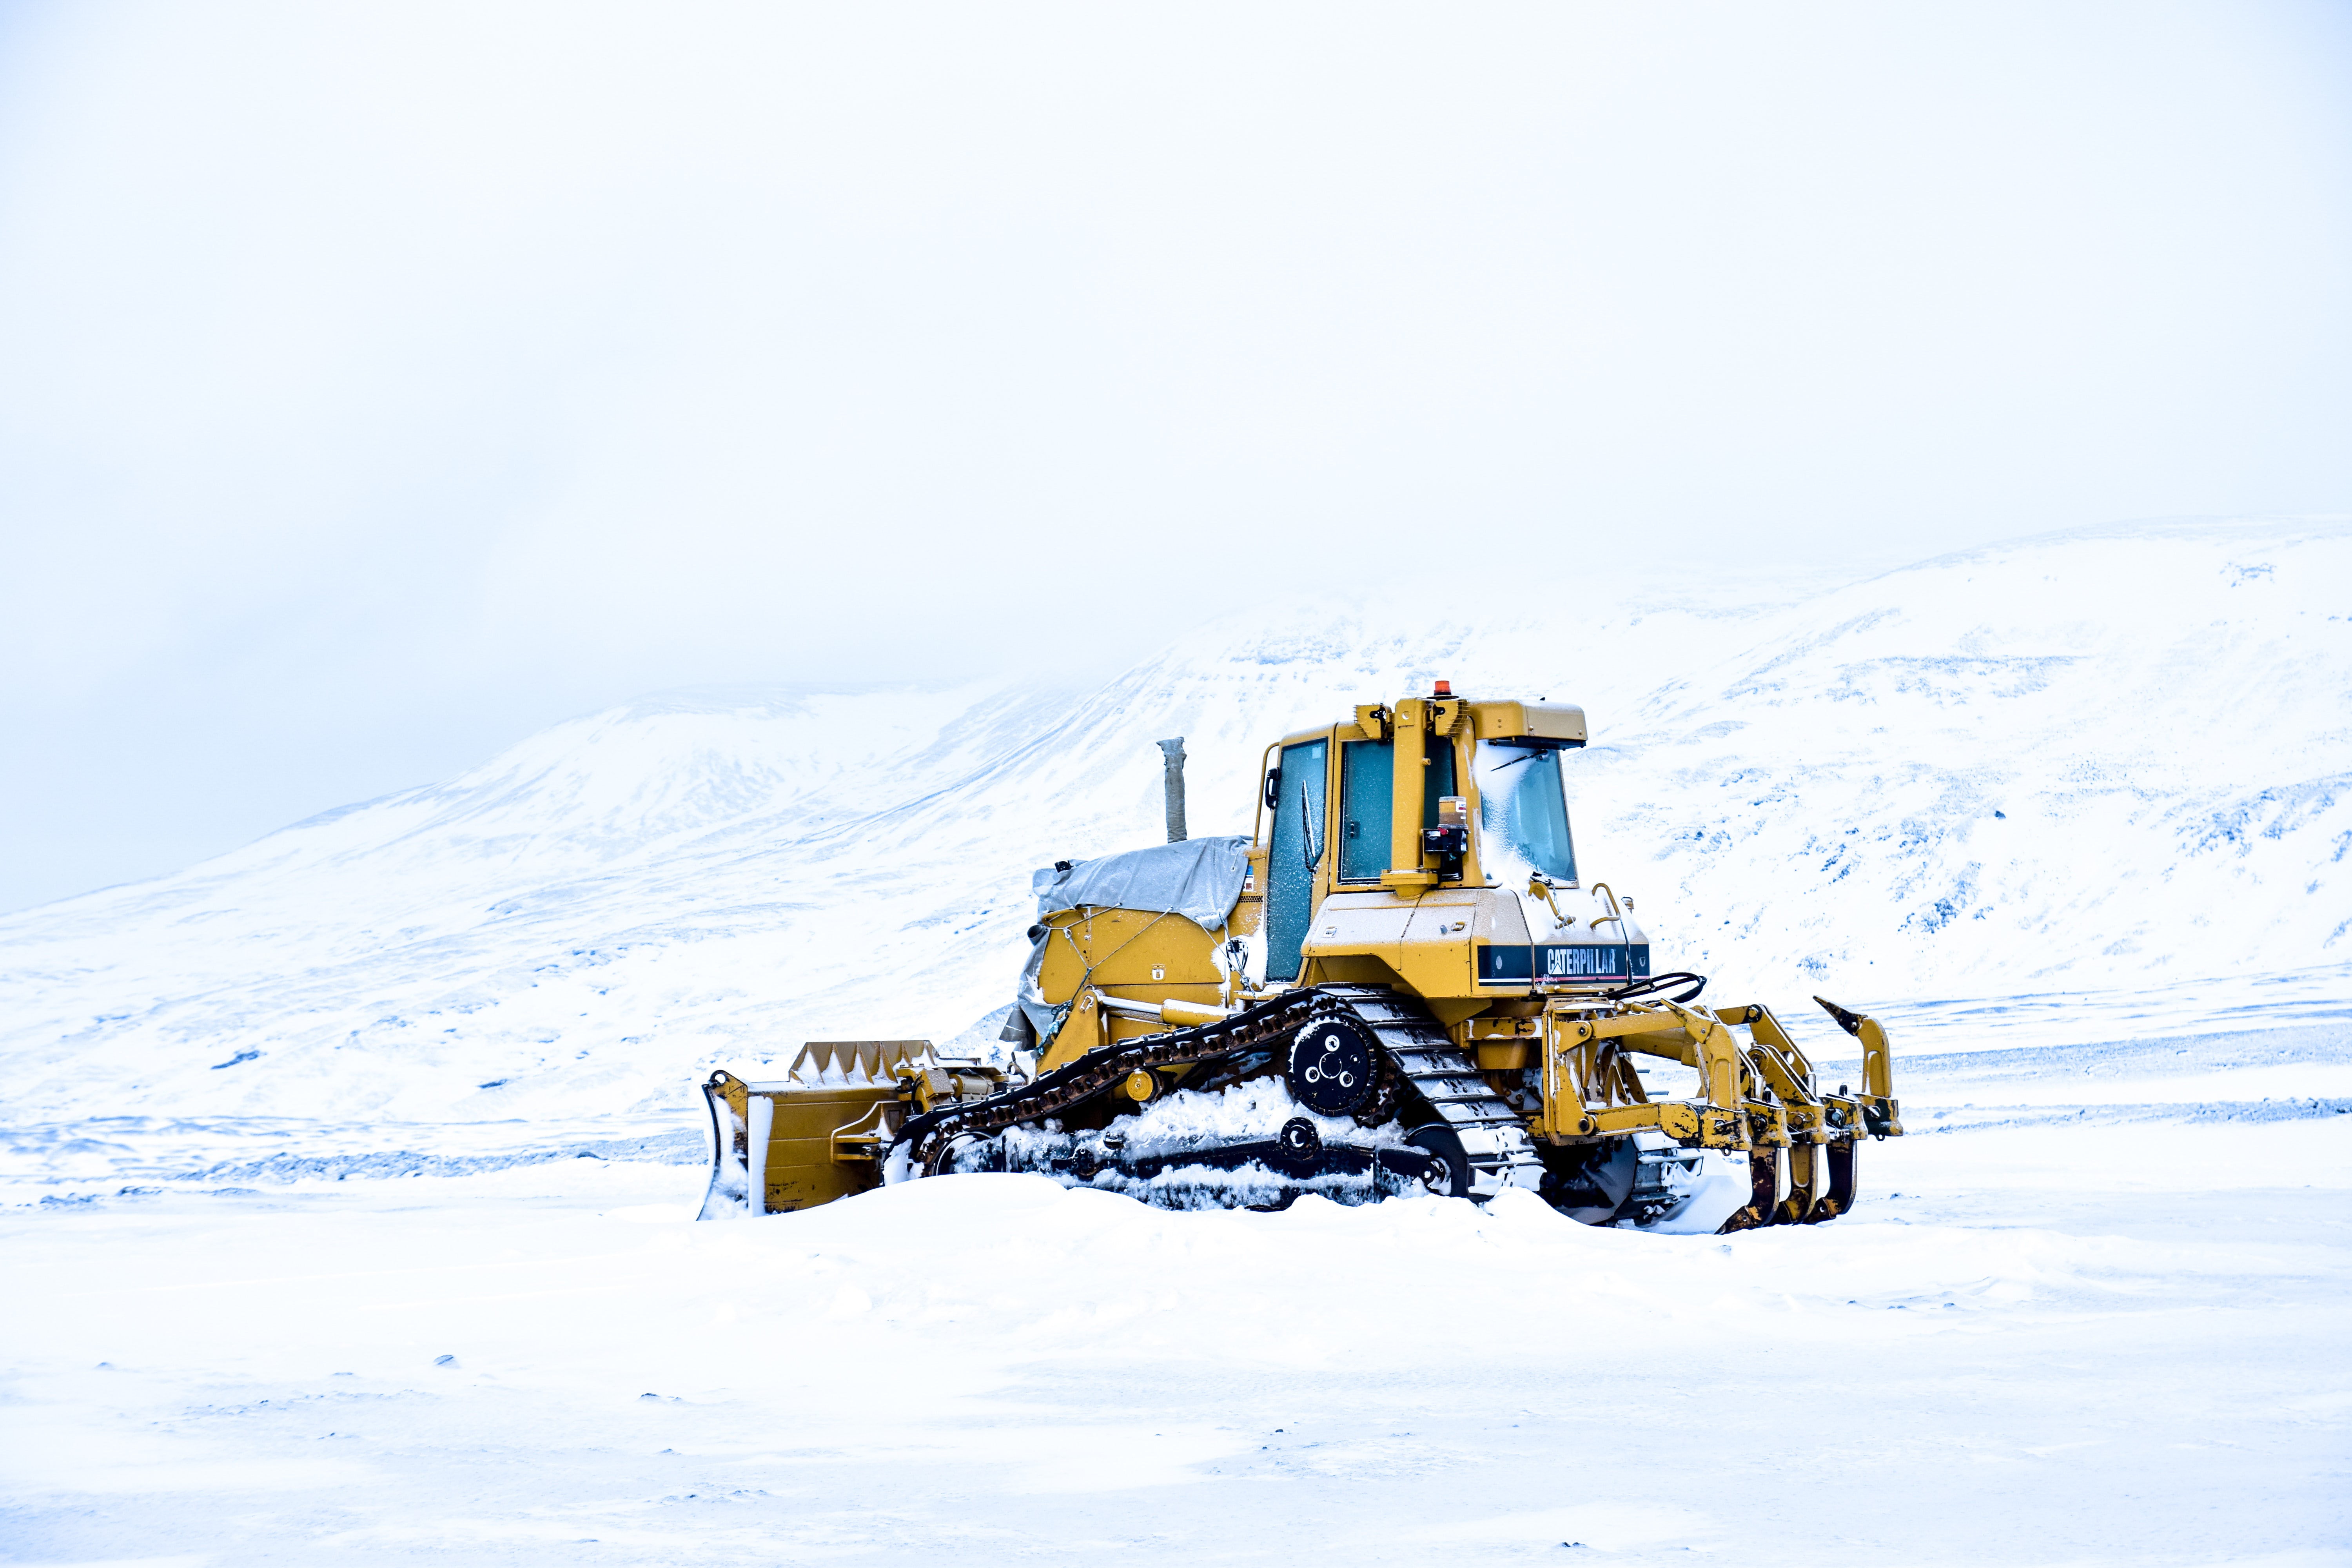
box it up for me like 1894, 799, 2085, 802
1264, 738, 1328, 981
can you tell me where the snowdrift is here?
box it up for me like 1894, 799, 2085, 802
1, 518, 2346, 1139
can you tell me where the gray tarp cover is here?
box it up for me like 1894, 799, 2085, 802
1010, 835, 1250, 1046
1030, 835, 1250, 929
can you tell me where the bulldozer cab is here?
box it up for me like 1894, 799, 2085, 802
1259, 695, 1588, 982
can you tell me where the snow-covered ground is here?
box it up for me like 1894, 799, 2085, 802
7, 1036, 2349, 1565
5, 518, 2350, 1563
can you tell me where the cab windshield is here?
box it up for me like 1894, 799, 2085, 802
1473, 741, 1577, 883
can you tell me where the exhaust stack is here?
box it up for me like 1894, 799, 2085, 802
1157, 737, 1188, 842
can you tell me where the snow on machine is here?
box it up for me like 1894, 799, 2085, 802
699, 686, 1902, 1232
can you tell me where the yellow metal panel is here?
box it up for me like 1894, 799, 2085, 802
1031, 905, 1227, 1069
1857, 1014, 1895, 1099
1383, 697, 1434, 893
750, 1084, 899, 1211
1038, 989, 1104, 1070
1468, 701, 1588, 744
1588, 1102, 1707, 1142
1035, 908, 1223, 1001
1294, 879, 1516, 1007
1230, 846, 1267, 936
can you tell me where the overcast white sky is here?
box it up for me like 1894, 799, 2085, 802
2, 1, 2348, 913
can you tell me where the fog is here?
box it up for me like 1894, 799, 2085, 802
2, 0, 2347, 913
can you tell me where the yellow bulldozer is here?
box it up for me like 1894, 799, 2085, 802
700, 684, 1901, 1232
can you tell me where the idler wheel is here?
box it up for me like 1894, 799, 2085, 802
924, 1131, 997, 1178
1405, 1123, 1472, 1198
1286, 1017, 1375, 1116
1272, 1116, 1323, 1174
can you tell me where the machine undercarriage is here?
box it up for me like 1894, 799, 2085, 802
706, 982, 1896, 1232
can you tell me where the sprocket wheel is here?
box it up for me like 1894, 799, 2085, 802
1286, 1016, 1376, 1116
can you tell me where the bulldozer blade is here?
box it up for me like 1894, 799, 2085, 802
699, 1045, 930, 1218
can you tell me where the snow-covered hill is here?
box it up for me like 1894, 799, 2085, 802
2, 519, 2347, 1151
1581, 518, 2352, 1017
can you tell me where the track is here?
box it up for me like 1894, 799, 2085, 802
1314, 985, 1547, 1198
898, 984, 1546, 1201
